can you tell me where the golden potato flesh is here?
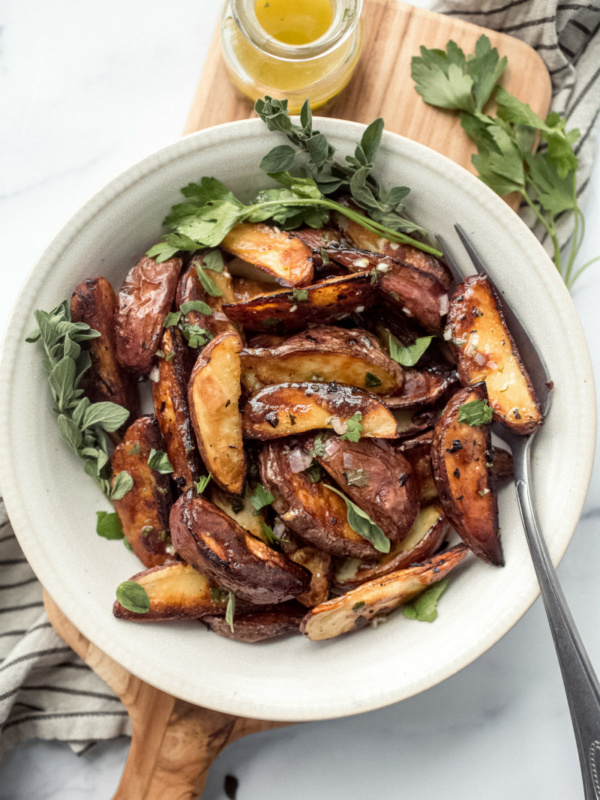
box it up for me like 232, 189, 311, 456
221, 223, 314, 287
188, 331, 246, 495
448, 275, 543, 434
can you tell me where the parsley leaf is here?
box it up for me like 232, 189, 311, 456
195, 258, 223, 297
324, 485, 390, 553
403, 579, 450, 622
196, 474, 212, 494
226, 592, 236, 632
291, 288, 309, 301
251, 483, 275, 512
388, 334, 434, 367
340, 412, 363, 442
164, 311, 182, 327
309, 433, 327, 458
147, 449, 174, 474
365, 371, 382, 388
180, 300, 213, 317
116, 581, 150, 614
96, 511, 124, 540
110, 471, 134, 501
458, 399, 494, 426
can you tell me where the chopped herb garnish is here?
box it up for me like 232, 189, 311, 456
458, 399, 494, 426
309, 433, 327, 458
196, 474, 212, 494
180, 300, 213, 316
340, 412, 363, 442
211, 587, 229, 603
147, 449, 174, 474
202, 250, 224, 272
96, 510, 124, 540
180, 322, 213, 349
403, 579, 450, 622
324, 484, 390, 553
305, 462, 324, 483
292, 288, 309, 301
251, 483, 275, 512
116, 581, 150, 614
128, 442, 141, 456
110, 471, 134, 501
388, 333, 434, 367
194, 258, 223, 297
343, 468, 370, 488
164, 311, 182, 328
353, 601, 366, 612
260, 521, 285, 546
320, 248, 330, 265
365, 371, 382, 388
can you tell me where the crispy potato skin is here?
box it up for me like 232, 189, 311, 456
188, 331, 246, 495
175, 261, 237, 338
241, 326, 403, 395
243, 382, 398, 440
313, 436, 419, 542
259, 442, 379, 559
221, 223, 314, 287
326, 247, 448, 333
169, 490, 310, 604
113, 562, 228, 621
231, 276, 277, 303
382, 365, 459, 409
281, 534, 332, 607
223, 273, 377, 333
115, 255, 181, 375
111, 416, 172, 568
301, 544, 468, 640
203, 602, 305, 642
335, 502, 449, 589
431, 385, 502, 566
152, 327, 201, 490
448, 275, 543, 434
333, 211, 452, 289
70, 277, 139, 434
393, 405, 442, 440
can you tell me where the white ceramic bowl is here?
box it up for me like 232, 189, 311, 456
0, 119, 595, 721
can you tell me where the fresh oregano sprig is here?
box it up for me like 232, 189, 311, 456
255, 97, 425, 235
411, 35, 598, 289
26, 301, 131, 497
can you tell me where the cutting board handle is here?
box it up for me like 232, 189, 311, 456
44, 593, 285, 799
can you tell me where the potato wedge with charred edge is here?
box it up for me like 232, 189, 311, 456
175, 261, 237, 338
231, 276, 277, 303
448, 275, 543, 434
209, 484, 267, 542
259, 442, 380, 559
188, 331, 246, 495
221, 223, 314, 287
246, 334, 287, 349
222, 272, 377, 333
431, 384, 502, 566
70, 277, 139, 436
335, 502, 449, 589
111, 416, 172, 568
301, 544, 468, 640
328, 248, 448, 333
332, 210, 452, 289
241, 327, 403, 396
382, 366, 459, 409
115, 255, 181, 375
393, 405, 442, 440
312, 435, 419, 542
203, 602, 306, 642
243, 382, 398, 440
170, 490, 310, 604
152, 327, 201, 490
113, 562, 228, 621
280, 533, 332, 608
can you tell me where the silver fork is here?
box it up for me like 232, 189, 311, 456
439, 224, 600, 800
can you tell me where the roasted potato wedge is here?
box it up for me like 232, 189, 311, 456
115, 255, 181, 375
241, 326, 403, 395
448, 275, 543, 434
382, 365, 459, 409
170, 490, 310, 603
188, 331, 246, 495
152, 326, 201, 490
301, 544, 468, 640
259, 441, 380, 559
313, 435, 419, 541
222, 272, 377, 333
246, 333, 287, 348
113, 562, 228, 621
393, 405, 442, 440
231, 276, 277, 303
335, 502, 449, 589
70, 277, 139, 437
431, 384, 502, 566
326, 247, 449, 333
209, 484, 267, 541
243, 382, 398, 440
111, 415, 172, 568
332, 210, 452, 288
203, 602, 305, 642
175, 261, 237, 338
221, 223, 314, 287
280, 533, 332, 608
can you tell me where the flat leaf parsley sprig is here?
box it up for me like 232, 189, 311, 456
26, 301, 130, 497
146, 102, 443, 264
411, 35, 598, 289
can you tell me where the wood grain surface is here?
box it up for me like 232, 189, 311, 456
44, 2, 551, 797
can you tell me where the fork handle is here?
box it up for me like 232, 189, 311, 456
513, 437, 600, 799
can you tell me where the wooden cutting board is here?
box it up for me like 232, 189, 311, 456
45, 2, 551, 798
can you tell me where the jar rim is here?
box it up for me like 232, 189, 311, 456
230, 0, 363, 62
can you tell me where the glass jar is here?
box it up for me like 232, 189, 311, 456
221, 0, 363, 113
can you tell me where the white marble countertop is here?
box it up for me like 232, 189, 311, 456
1, 1, 599, 798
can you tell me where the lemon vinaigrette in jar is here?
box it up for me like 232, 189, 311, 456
221, 0, 363, 112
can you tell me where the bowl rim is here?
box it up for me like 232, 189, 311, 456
0, 117, 595, 721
